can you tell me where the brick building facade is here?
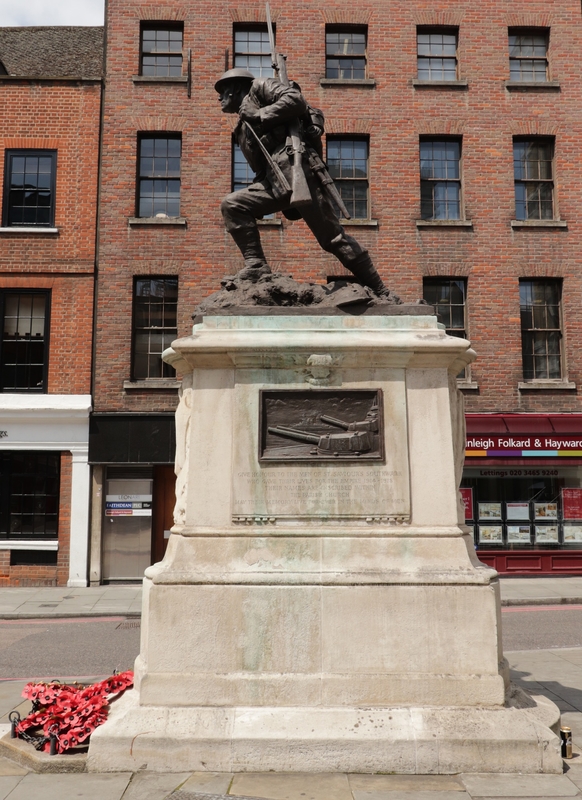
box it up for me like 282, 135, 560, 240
0, 27, 102, 586
88, 0, 582, 579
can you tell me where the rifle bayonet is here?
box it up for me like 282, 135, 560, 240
264, 3, 312, 209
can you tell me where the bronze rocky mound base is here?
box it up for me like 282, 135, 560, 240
194, 269, 408, 317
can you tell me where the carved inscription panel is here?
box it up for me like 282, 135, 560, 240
234, 466, 407, 518
232, 376, 410, 519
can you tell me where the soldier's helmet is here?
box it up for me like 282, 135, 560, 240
214, 68, 255, 93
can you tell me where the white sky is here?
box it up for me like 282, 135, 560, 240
0, 0, 104, 26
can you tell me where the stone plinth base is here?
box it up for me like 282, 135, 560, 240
88, 313, 562, 774
88, 688, 562, 774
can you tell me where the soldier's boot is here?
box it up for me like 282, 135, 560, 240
229, 227, 272, 281
347, 251, 401, 303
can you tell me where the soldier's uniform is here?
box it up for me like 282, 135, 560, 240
217, 72, 390, 295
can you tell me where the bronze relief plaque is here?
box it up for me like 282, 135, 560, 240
259, 389, 384, 462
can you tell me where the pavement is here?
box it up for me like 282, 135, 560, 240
1, 576, 582, 797
1, 576, 582, 619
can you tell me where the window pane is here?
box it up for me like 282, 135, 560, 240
508, 31, 548, 82
417, 28, 457, 80
326, 29, 367, 79
513, 139, 554, 220
132, 278, 178, 379
141, 27, 183, 76
234, 28, 274, 77
6, 151, 55, 227
1, 293, 48, 392
327, 138, 369, 218
520, 280, 562, 379
0, 452, 60, 539
138, 137, 181, 217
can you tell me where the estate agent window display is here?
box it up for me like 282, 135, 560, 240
461, 468, 582, 549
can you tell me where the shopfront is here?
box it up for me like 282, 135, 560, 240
463, 414, 582, 573
0, 394, 92, 586
88, 414, 176, 583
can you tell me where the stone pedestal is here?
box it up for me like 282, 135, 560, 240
88, 311, 561, 774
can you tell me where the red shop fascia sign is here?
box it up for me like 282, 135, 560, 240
465, 414, 582, 459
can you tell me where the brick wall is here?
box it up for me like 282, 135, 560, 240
0, 77, 100, 585
0, 80, 100, 396
96, 0, 582, 415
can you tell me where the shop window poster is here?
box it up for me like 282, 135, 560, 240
478, 525, 503, 544
506, 502, 529, 521
534, 503, 558, 520
478, 502, 502, 520
460, 488, 473, 520
507, 525, 531, 543
564, 525, 582, 542
562, 489, 582, 520
535, 525, 559, 543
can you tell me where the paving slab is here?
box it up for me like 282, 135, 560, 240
352, 792, 471, 800
0, 699, 30, 726
0, 775, 24, 799
0, 756, 27, 776
459, 773, 580, 796
170, 793, 259, 800
348, 775, 465, 791
171, 794, 266, 800
555, 653, 582, 667
181, 773, 234, 794
229, 772, 352, 800
5, 771, 132, 799
121, 771, 192, 800
0, 681, 27, 720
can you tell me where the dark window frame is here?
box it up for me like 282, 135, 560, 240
325, 25, 368, 80
513, 137, 555, 221
520, 279, 563, 381
232, 142, 255, 193
136, 133, 182, 219
420, 137, 462, 221
233, 24, 274, 78
417, 26, 459, 81
0, 290, 50, 393
423, 278, 468, 379
231, 143, 275, 218
0, 451, 60, 540
139, 22, 184, 77
326, 136, 370, 220
131, 276, 178, 381
2, 149, 57, 228
508, 27, 549, 83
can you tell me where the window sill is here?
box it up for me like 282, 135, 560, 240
0, 226, 58, 234
505, 80, 560, 91
458, 380, 479, 391
341, 218, 379, 228
319, 78, 376, 87
412, 79, 468, 89
416, 219, 473, 228
0, 540, 58, 550
518, 380, 576, 391
132, 75, 188, 83
128, 217, 187, 226
123, 380, 180, 391
511, 219, 567, 228
258, 218, 282, 226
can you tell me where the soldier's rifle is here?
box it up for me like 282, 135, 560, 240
242, 120, 291, 200
265, 3, 312, 209
265, 4, 352, 220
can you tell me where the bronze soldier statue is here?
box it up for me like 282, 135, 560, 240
215, 66, 393, 298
